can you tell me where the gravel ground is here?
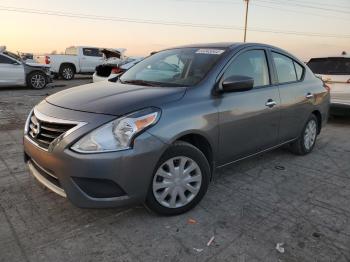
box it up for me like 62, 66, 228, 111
0, 77, 350, 262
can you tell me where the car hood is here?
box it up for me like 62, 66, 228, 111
46, 81, 186, 116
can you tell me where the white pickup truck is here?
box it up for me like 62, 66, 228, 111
36, 46, 105, 80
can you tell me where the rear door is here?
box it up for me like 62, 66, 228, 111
307, 57, 350, 105
271, 50, 312, 142
218, 48, 281, 165
0, 54, 25, 86
80, 48, 104, 73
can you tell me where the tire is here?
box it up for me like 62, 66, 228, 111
59, 64, 75, 80
289, 114, 318, 155
27, 71, 48, 89
145, 141, 210, 216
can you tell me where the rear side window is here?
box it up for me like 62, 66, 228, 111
272, 52, 298, 83
294, 62, 304, 80
0, 54, 14, 64
223, 50, 270, 88
83, 48, 102, 57
307, 58, 350, 75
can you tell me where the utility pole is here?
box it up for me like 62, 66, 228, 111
243, 0, 249, 42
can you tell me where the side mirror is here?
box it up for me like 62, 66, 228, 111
221, 75, 254, 92
12, 61, 21, 65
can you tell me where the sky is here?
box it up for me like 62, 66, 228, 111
0, 0, 349, 61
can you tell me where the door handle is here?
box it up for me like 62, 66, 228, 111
265, 99, 277, 108
305, 93, 314, 99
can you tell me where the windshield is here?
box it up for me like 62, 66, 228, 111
4, 51, 21, 61
307, 57, 350, 75
120, 47, 226, 87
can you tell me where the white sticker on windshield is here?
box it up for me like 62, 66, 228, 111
196, 49, 225, 55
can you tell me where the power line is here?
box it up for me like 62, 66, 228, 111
1, 5, 350, 39
252, 2, 350, 22
255, 0, 350, 14
167, 0, 350, 21
275, 0, 350, 10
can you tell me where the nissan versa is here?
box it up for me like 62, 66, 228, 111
24, 43, 330, 215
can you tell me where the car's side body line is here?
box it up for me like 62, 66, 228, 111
216, 137, 297, 169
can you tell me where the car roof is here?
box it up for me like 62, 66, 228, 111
164, 42, 289, 52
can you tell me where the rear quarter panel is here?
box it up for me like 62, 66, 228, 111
48, 55, 80, 73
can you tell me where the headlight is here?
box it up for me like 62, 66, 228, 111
71, 108, 160, 153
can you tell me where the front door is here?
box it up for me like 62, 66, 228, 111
80, 48, 104, 73
218, 49, 281, 165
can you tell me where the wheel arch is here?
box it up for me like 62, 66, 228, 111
174, 132, 215, 177
311, 110, 322, 134
59, 63, 76, 73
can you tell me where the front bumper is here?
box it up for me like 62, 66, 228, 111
24, 102, 167, 208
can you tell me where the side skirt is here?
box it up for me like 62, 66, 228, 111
215, 138, 297, 170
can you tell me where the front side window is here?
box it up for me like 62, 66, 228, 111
120, 48, 226, 87
272, 52, 297, 83
0, 54, 15, 64
223, 50, 270, 88
83, 48, 102, 57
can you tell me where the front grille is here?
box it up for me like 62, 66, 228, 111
28, 113, 76, 150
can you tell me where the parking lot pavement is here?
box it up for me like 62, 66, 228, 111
0, 78, 350, 262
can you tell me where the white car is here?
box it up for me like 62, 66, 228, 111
307, 55, 350, 110
36, 46, 110, 80
93, 49, 144, 82
0, 46, 51, 89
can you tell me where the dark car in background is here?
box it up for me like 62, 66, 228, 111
24, 43, 329, 215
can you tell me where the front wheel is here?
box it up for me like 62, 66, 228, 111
289, 114, 318, 155
27, 71, 48, 89
145, 141, 210, 216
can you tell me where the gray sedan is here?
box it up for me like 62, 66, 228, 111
23, 43, 329, 215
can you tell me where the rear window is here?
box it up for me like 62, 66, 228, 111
307, 57, 350, 75
65, 47, 78, 55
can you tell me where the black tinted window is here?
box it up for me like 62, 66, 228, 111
272, 52, 297, 83
83, 48, 102, 57
0, 54, 14, 64
224, 50, 270, 87
307, 58, 350, 75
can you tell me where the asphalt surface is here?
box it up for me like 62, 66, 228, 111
0, 77, 350, 262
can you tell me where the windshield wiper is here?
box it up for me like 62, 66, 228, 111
120, 79, 159, 87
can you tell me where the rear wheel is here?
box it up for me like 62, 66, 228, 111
145, 141, 210, 216
289, 114, 318, 155
27, 71, 48, 89
60, 64, 75, 80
